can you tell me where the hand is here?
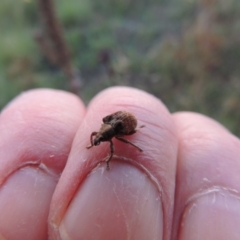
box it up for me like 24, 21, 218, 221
0, 87, 239, 240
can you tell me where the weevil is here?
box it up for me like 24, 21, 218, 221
86, 111, 144, 170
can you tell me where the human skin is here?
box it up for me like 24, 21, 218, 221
0, 87, 240, 240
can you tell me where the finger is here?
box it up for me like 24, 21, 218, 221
172, 112, 240, 240
49, 87, 178, 240
0, 89, 85, 240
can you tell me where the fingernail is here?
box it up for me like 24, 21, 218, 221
0, 166, 58, 240
179, 190, 240, 240
60, 161, 163, 240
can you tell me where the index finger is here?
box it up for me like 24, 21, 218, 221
49, 87, 178, 240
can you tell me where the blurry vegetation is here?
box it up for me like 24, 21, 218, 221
0, 0, 240, 136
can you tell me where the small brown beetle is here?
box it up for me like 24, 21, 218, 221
86, 111, 144, 170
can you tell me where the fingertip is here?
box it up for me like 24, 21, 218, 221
172, 111, 240, 240
0, 88, 86, 175
49, 87, 178, 240
0, 89, 86, 239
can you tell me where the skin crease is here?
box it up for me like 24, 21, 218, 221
0, 87, 239, 240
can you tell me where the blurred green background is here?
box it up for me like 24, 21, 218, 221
0, 0, 240, 136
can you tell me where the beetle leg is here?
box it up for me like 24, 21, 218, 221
86, 132, 98, 149
115, 136, 143, 152
106, 140, 114, 170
